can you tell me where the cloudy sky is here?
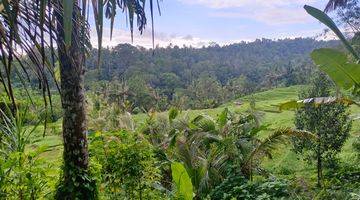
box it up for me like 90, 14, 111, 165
91, 0, 331, 48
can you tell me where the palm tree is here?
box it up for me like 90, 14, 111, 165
168, 114, 228, 199
160, 108, 315, 198
241, 128, 316, 180
0, 0, 158, 198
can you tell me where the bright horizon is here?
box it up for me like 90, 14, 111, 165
90, 0, 333, 48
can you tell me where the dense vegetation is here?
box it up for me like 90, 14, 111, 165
0, 0, 360, 199
1, 84, 360, 199
85, 39, 339, 111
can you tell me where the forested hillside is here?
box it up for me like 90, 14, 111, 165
85, 38, 339, 111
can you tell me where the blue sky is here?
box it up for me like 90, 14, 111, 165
93, 0, 331, 48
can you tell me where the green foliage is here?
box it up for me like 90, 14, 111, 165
1, 84, 358, 199
55, 164, 98, 200
210, 168, 289, 200
141, 112, 171, 146
63, 0, 74, 48
0, 106, 40, 154
305, 4, 360, 96
0, 149, 54, 199
304, 5, 359, 59
217, 108, 229, 128
127, 75, 160, 111
0, 107, 55, 199
293, 73, 352, 185
87, 95, 135, 132
89, 130, 165, 199
226, 75, 254, 98
314, 166, 360, 200
171, 162, 193, 200
86, 39, 338, 110
311, 48, 360, 91
140, 106, 313, 198
169, 107, 180, 123
185, 75, 225, 109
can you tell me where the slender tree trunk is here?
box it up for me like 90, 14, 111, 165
55, 2, 96, 199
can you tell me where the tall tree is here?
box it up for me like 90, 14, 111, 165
0, 0, 157, 198
293, 73, 352, 187
54, 2, 95, 198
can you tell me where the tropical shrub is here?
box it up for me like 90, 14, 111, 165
89, 130, 165, 199
0, 106, 55, 199
314, 172, 360, 200
210, 167, 289, 200
87, 97, 135, 132
140, 108, 314, 199
0, 149, 53, 199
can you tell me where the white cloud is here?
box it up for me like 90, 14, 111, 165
90, 27, 329, 49
90, 28, 218, 48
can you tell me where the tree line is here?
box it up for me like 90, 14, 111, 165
85, 38, 339, 111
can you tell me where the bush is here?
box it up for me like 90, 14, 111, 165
89, 130, 165, 199
0, 106, 56, 199
0, 149, 54, 199
210, 168, 289, 200
315, 166, 360, 200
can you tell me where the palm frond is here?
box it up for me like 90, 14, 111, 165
242, 128, 316, 177
191, 115, 217, 132
0, 0, 160, 109
174, 131, 227, 196
325, 0, 349, 12
0, 1, 60, 108
94, 0, 160, 65
0, 104, 41, 156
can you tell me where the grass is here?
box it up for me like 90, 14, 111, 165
32, 85, 360, 187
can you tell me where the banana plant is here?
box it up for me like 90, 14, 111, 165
164, 108, 316, 197
278, 5, 360, 109
304, 5, 360, 96
171, 162, 194, 200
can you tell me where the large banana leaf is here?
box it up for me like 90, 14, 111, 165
172, 162, 194, 200
304, 5, 360, 60
311, 48, 360, 90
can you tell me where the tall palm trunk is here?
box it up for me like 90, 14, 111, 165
55, 3, 96, 199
